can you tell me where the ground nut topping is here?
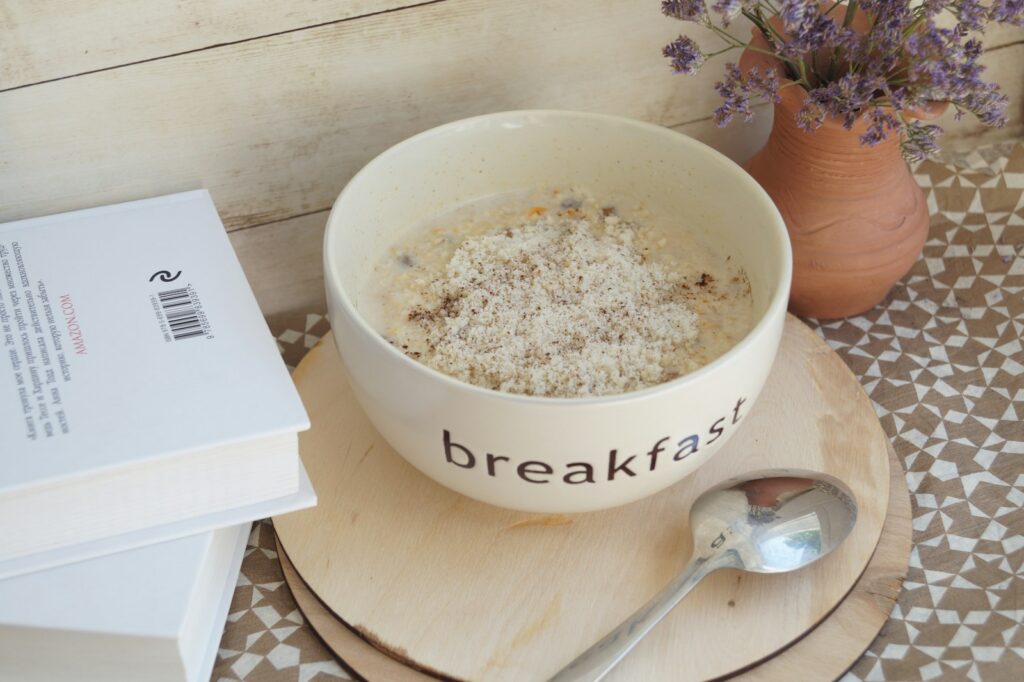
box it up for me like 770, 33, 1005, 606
405, 212, 698, 397
361, 189, 756, 398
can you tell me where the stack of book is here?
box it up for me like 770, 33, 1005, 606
0, 191, 314, 681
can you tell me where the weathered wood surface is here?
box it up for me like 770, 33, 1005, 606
1, 1, 1020, 319
3, 1, 1018, 92
0, 0, 429, 90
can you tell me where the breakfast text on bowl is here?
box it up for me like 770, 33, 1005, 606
443, 397, 748, 486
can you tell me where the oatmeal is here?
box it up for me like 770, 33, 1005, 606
360, 190, 755, 398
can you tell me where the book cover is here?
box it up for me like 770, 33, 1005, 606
0, 190, 312, 573
0, 189, 308, 487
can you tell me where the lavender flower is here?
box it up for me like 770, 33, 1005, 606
664, 35, 706, 74
861, 107, 901, 146
902, 121, 943, 161
778, 0, 814, 33
956, 0, 988, 31
795, 100, 826, 132
711, 0, 743, 25
905, 26, 1008, 128
778, 13, 839, 60
660, 0, 1016, 159
919, 0, 949, 19
713, 63, 781, 126
989, 0, 1024, 25
661, 0, 707, 21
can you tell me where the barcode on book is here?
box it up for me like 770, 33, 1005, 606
156, 287, 210, 341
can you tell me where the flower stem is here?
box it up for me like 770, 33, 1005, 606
743, 7, 801, 81
902, 12, 928, 38
826, 1, 860, 82
843, 1, 860, 29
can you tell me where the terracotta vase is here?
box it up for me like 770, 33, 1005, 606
741, 53, 938, 320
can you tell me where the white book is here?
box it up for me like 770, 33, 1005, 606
0, 523, 252, 682
0, 191, 311, 576
0, 462, 315, 580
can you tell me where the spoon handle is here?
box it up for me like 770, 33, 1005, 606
547, 553, 729, 682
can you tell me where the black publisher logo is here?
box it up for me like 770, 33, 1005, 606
149, 270, 182, 283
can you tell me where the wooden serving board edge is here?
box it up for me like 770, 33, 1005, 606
275, 444, 911, 682
275, 315, 894, 681
729, 442, 912, 681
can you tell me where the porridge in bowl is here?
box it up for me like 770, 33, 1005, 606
326, 111, 791, 512
360, 189, 756, 398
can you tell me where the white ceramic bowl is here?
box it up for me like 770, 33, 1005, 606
324, 110, 791, 513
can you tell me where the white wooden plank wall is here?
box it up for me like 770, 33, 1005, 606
0, 0, 430, 89
2, 1, 1021, 318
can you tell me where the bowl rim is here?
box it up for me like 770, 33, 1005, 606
324, 109, 792, 406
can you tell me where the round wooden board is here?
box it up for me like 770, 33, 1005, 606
275, 315, 892, 682
276, 443, 911, 681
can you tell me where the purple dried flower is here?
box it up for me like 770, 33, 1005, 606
773, 0, 842, 61
664, 35, 706, 75
779, 13, 840, 60
711, 0, 743, 25
662, 0, 707, 21
858, 0, 909, 14
960, 81, 1009, 126
659, 0, 1016, 159
905, 24, 1008, 128
902, 121, 943, 162
713, 63, 780, 126
920, 0, 950, 18
801, 73, 887, 130
886, 85, 928, 115
858, 1, 915, 65
965, 37, 984, 59
956, 0, 988, 31
990, 0, 1024, 25
860, 107, 901, 146
779, 0, 814, 33
795, 100, 826, 132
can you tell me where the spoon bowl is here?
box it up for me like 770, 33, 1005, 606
689, 471, 858, 574
549, 471, 858, 682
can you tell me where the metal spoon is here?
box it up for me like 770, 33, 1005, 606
548, 471, 858, 682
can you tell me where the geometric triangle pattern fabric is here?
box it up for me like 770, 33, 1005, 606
214, 520, 352, 682
216, 315, 349, 682
823, 143, 1024, 682
213, 143, 1024, 682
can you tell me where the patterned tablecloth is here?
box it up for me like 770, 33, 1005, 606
212, 143, 1024, 682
